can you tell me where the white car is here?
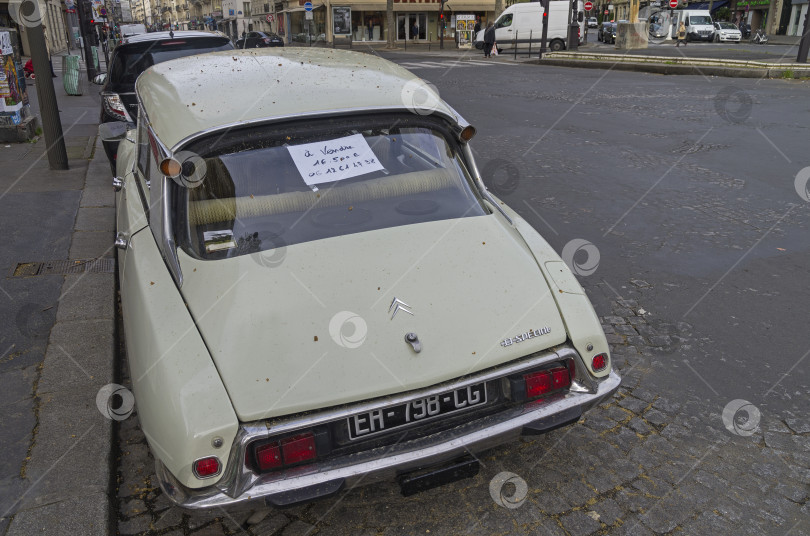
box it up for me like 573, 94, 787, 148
106, 48, 620, 510
713, 21, 742, 42
588, 17, 598, 28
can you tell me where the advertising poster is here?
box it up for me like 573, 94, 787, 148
456, 14, 475, 47
333, 7, 351, 35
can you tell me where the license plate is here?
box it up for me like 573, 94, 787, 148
347, 383, 487, 440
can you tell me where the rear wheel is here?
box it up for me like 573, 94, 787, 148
549, 39, 565, 52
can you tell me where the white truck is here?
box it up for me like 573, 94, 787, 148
474, 1, 585, 52
672, 10, 714, 42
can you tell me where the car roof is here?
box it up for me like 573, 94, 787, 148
136, 48, 460, 150
122, 30, 229, 45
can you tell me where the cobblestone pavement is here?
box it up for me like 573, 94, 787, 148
114, 290, 810, 535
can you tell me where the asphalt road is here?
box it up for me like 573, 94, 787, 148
115, 58, 810, 535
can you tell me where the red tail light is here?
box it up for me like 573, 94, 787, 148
592, 353, 607, 371
523, 365, 571, 399
249, 432, 318, 473
281, 433, 316, 464
193, 456, 221, 478
255, 442, 283, 471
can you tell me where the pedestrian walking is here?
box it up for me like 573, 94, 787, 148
473, 17, 481, 35
675, 21, 687, 47
483, 21, 495, 57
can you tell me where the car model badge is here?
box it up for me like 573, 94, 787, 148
388, 297, 413, 320
501, 327, 551, 347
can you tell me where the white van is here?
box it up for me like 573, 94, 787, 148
672, 10, 714, 41
120, 24, 148, 38
474, 1, 584, 52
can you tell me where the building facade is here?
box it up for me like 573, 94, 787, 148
248, 0, 497, 44
0, 0, 70, 56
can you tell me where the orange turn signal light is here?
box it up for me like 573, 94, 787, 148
159, 157, 182, 177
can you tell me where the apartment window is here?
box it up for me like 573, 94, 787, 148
243, 2, 251, 16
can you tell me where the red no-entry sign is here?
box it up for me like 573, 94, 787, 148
584, 1, 593, 11
669, 0, 678, 8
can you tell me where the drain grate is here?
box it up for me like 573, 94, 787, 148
11, 258, 115, 277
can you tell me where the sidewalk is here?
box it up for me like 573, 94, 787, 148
0, 53, 116, 536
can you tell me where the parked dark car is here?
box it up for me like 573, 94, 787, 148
235, 31, 284, 48
94, 31, 233, 173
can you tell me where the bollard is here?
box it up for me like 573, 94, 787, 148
514, 30, 518, 59
529, 29, 532, 56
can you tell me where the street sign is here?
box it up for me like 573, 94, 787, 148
305, 10, 313, 19
584, 1, 593, 11
669, 0, 678, 7
265, 13, 273, 22
304, 1, 312, 11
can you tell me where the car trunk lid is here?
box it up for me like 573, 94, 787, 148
178, 215, 567, 421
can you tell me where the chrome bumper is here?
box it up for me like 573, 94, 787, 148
157, 368, 621, 511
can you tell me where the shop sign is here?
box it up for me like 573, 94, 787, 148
229, 9, 235, 15
333, 6, 351, 35
736, 0, 769, 6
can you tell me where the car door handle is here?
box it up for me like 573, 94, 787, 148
115, 232, 129, 250
507, 29, 513, 31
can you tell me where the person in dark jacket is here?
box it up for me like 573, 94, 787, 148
483, 21, 495, 57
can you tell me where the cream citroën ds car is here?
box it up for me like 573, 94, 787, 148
108, 48, 621, 510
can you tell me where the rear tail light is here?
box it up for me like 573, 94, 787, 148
255, 442, 283, 471
511, 359, 574, 402
281, 434, 317, 464
524, 366, 571, 399
101, 92, 132, 122
193, 456, 221, 478
249, 431, 320, 473
592, 353, 607, 372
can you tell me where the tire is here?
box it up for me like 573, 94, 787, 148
475, 41, 483, 50
549, 39, 564, 52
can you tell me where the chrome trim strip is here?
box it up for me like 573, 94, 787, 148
161, 176, 184, 288
157, 369, 621, 510
135, 95, 184, 288
169, 106, 464, 153
463, 144, 513, 225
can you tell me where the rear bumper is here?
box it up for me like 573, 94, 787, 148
157, 368, 621, 511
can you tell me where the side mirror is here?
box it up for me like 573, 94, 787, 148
93, 73, 107, 85
578, 12, 584, 23
99, 121, 134, 142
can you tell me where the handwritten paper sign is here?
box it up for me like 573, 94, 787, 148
287, 134, 385, 187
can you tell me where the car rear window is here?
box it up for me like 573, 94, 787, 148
174, 114, 488, 260
106, 37, 233, 92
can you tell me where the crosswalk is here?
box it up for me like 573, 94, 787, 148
396, 59, 519, 70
